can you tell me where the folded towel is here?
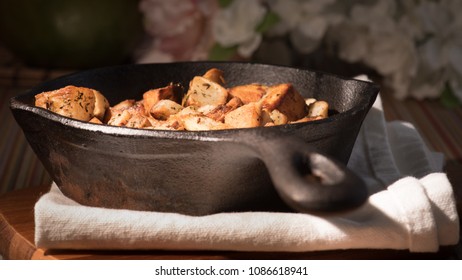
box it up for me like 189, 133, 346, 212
34, 94, 460, 252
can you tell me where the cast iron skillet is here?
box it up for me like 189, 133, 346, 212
10, 62, 380, 216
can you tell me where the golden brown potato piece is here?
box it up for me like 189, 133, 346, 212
205, 96, 243, 122
260, 83, 307, 121
183, 76, 228, 107
104, 99, 135, 124
107, 110, 132, 126
35, 85, 109, 122
143, 83, 182, 115
182, 115, 229, 131
111, 99, 136, 110
261, 108, 288, 126
308, 100, 329, 118
229, 84, 267, 104
305, 98, 317, 107
125, 114, 151, 128
202, 68, 225, 86
197, 104, 217, 115
89, 117, 103, 124
289, 116, 323, 124
93, 90, 110, 120
166, 106, 201, 128
107, 101, 150, 128
224, 102, 262, 129
174, 106, 201, 117
146, 117, 184, 130
150, 99, 183, 120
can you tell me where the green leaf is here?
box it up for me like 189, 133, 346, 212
440, 83, 461, 108
218, 0, 233, 8
208, 43, 237, 61
256, 11, 280, 33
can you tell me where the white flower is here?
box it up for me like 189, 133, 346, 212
290, 16, 329, 54
268, 0, 342, 54
409, 66, 447, 100
325, 22, 368, 63
325, 0, 419, 99
403, 0, 462, 100
365, 33, 417, 77
136, 0, 462, 103
268, 0, 335, 33
349, 0, 397, 34
237, 34, 262, 58
212, 0, 266, 57
137, 0, 217, 62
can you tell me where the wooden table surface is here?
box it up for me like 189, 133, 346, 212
1, 92, 461, 260
0, 184, 460, 260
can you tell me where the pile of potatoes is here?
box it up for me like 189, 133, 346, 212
35, 68, 329, 131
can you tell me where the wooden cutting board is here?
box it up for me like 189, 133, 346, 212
1, 184, 460, 260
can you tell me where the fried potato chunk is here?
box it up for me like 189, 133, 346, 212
93, 90, 110, 120
205, 96, 243, 122
202, 68, 225, 86
183, 76, 228, 107
150, 99, 183, 120
35, 85, 109, 122
126, 114, 151, 128
89, 117, 103, 124
111, 99, 135, 111
260, 83, 307, 121
261, 108, 288, 126
229, 84, 267, 104
106, 110, 132, 126
182, 115, 229, 131
305, 98, 317, 107
143, 83, 182, 115
106, 101, 150, 128
224, 102, 262, 129
308, 100, 329, 118
147, 117, 184, 130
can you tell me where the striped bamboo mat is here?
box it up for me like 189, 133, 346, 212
0, 46, 73, 193
382, 94, 462, 164
1, 85, 52, 193
1, 45, 461, 194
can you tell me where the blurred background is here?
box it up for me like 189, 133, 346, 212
1, 0, 461, 194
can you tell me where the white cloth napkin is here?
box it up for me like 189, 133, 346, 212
34, 93, 460, 252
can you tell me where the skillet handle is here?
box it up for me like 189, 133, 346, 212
251, 135, 368, 213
